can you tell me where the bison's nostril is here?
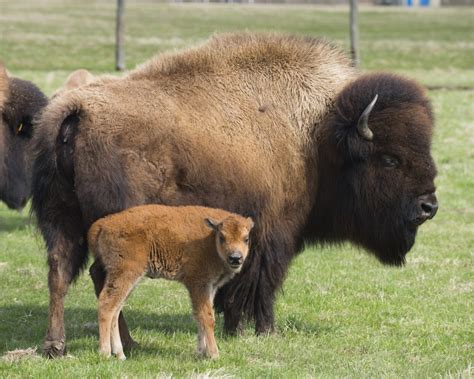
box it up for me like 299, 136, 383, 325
421, 202, 433, 214
417, 193, 438, 224
421, 200, 438, 219
414, 192, 438, 225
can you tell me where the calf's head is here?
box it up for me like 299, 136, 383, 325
205, 215, 254, 273
316, 73, 438, 265
0, 65, 47, 210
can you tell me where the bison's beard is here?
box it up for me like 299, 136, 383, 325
361, 220, 417, 266
350, 197, 420, 266
308, 187, 419, 266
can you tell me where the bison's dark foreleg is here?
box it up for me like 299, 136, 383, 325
220, 264, 277, 335
44, 234, 87, 358
218, 234, 290, 336
253, 273, 276, 335
89, 259, 137, 351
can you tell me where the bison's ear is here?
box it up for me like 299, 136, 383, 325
356, 94, 378, 141
205, 218, 220, 231
0, 63, 8, 107
246, 217, 255, 230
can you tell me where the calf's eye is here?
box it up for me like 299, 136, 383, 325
244, 236, 249, 244
219, 234, 225, 244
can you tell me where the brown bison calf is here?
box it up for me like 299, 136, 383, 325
88, 204, 254, 360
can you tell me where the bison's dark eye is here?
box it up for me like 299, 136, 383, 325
13, 119, 32, 138
16, 123, 24, 134
380, 154, 399, 168
244, 236, 249, 244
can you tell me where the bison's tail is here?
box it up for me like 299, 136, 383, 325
31, 97, 89, 280
31, 100, 82, 224
87, 223, 103, 259
31, 94, 83, 215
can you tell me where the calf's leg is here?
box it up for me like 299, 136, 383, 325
196, 323, 207, 355
190, 288, 219, 359
90, 259, 137, 350
98, 269, 142, 359
110, 311, 126, 360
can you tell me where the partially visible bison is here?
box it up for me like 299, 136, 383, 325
51, 69, 96, 99
32, 33, 438, 357
0, 64, 47, 209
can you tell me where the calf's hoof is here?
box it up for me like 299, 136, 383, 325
201, 349, 219, 360
116, 352, 126, 361
43, 339, 66, 358
99, 349, 111, 359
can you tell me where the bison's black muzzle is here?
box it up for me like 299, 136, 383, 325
415, 193, 438, 225
2, 192, 28, 210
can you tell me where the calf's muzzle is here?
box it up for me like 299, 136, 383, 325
228, 252, 243, 267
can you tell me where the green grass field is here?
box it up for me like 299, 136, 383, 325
1, 1, 473, 377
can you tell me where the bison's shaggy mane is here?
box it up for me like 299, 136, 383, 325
307, 73, 436, 266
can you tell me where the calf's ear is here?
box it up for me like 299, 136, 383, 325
205, 218, 219, 231
246, 217, 255, 230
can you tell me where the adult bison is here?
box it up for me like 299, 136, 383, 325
32, 33, 438, 357
0, 64, 47, 210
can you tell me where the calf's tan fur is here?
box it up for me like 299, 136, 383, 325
88, 204, 254, 360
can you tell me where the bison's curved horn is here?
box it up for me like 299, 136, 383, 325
357, 94, 378, 141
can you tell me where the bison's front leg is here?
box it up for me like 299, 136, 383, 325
219, 238, 286, 335
89, 260, 138, 351
220, 276, 275, 335
44, 233, 87, 358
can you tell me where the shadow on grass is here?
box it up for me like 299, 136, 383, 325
0, 304, 198, 355
1, 304, 333, 356
0, 211, 32, 233
279, 315, 334, 336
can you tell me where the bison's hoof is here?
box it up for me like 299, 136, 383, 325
116, 352, 127, 361
122, 338, 138, 352
223, 322, 243, 337
43, 339, 66, 358
255, 324, 275, 336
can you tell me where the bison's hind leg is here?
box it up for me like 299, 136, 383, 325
43, 223, 88, 358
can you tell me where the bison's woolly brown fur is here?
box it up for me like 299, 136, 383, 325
32, 32, 437, 357
88, 205, 254, 360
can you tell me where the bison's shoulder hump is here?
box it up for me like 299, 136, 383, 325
129, 32, 351, 81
